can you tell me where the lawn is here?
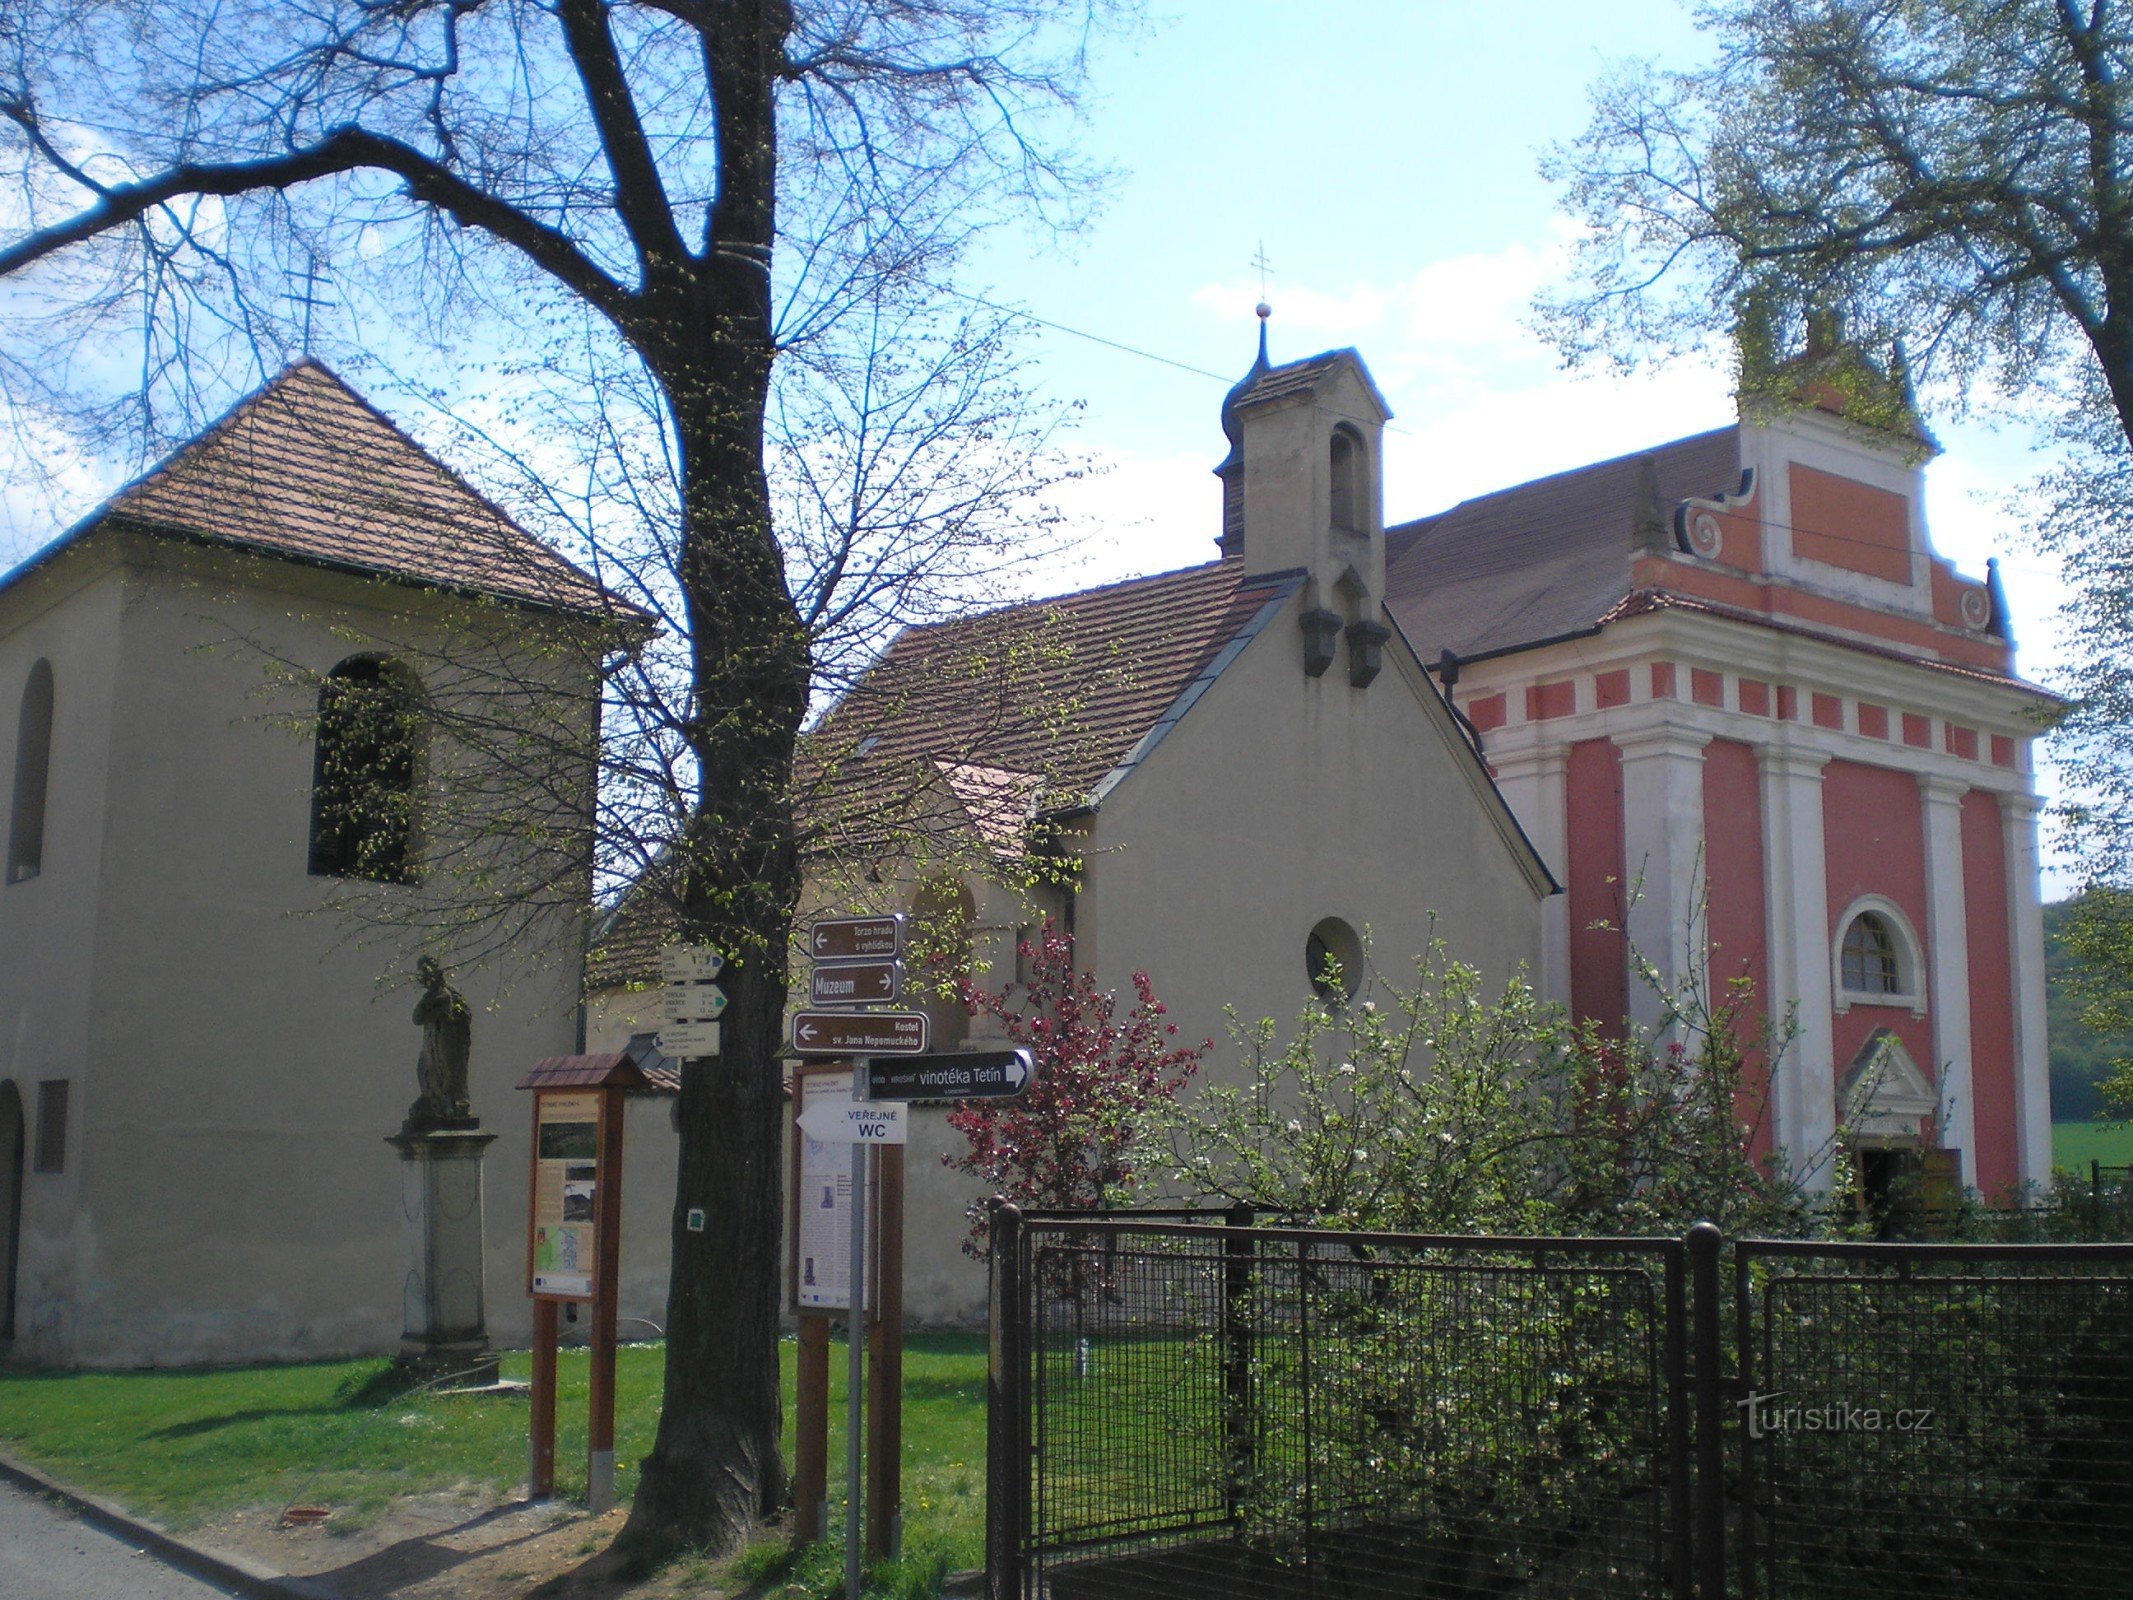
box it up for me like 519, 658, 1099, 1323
0, 1332, 987, 1572
2053, 1118, 2133, 1172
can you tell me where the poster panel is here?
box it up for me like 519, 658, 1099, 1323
531, 1089, 601, 1298
792, 1067, 866, 1312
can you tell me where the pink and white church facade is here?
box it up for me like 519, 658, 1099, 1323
1385, 367, 2056, 1197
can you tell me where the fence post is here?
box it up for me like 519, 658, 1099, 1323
986, 1200, 1026, 1600
1687, 1223, 1726, 1600
1222, 1203, 1255, 1527
1663, 1240, 1692, 1599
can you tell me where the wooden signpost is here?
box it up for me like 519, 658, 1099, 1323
789, 914, 1033, 1595
517, 1047, 656, 1512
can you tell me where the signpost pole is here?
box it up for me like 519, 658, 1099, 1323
866, 1140, 905, 1562
845, 1062, 869, 1600
794, 1312, 831, 1541
529, 1295, 558, 1499
586, 1082, 627, 1513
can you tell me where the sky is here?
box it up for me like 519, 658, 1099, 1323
0, 1, 2082, 884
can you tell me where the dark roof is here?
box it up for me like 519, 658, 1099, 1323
1384, 428, 1741, 661
10, 360, 622, 617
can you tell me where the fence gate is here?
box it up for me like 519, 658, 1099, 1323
988, 1208, 1717, 1600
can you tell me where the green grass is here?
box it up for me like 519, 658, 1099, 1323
2053, 1118, 2133, 1171
0, 1331, 988, 1575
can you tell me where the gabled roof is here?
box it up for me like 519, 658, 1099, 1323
811, 557, 1293, 814
1384, 428, 1742, 662
5, 360, 621, 617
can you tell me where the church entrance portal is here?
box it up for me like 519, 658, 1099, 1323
0, 1080, 22, 1343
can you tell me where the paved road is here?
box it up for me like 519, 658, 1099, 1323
0, 1475, 244, 1600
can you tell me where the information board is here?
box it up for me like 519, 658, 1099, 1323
791, 1067, 869, 1312
530, 1090, 601, 1299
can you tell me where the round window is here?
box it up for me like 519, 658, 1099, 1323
1306, 917, 1363, 1005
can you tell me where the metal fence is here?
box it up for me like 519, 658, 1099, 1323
988, 1209, 1724, 1600
990, 1211, 2133, 1600
1734, 1238, 2133, 1600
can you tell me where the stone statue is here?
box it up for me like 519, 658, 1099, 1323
408, 956, 473, 1125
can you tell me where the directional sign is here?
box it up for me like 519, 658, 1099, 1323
659, 1020, 721, 1057
797, 1099, 908, 1145
808, 959, 901, 1008
661, 943, 724, 981
865, 1049, 1034, 1103
789, 1010, 929, 1056
662, 980, 728, 1022
808, 915, 904, 962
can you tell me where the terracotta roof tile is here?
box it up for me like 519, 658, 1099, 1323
87, 361, 618, 615
812, 557, 1280, 804
589, 560, 1287, 990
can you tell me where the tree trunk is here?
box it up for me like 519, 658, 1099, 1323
626, 2, 803, 1537
625, 328, 809, 1544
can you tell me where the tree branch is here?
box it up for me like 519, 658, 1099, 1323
0, 122, 637, 326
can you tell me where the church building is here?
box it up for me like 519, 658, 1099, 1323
1390, 339, 2055, 1199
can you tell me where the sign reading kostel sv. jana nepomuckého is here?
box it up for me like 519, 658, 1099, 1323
788, 1009, 929, 1056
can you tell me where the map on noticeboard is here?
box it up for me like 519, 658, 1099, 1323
531, 1091, 600, 1299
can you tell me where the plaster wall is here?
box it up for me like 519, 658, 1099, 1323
0, 543, 647, 1366
1074, 590, 1545, 1088
0, 553, 126, 1358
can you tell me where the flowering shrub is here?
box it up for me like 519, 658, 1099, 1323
944, 919, 1208, 1253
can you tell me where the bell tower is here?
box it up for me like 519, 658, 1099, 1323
1212, 314, 1395, 684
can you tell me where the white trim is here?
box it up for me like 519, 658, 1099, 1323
1918, 777, 1976, 1183
1831, 894, 1927, 1020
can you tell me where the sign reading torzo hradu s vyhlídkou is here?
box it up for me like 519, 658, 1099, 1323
808, 914, 903, 961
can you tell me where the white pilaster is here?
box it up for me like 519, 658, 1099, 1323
2001, 794, 2054, 1187
1759, 745, 1836, 1190
1490, 746, 1570, 1006
1614, 727, 1710, 1033
1918, 776, 1976, 1185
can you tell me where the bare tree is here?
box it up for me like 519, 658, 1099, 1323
0, 0, 1126, 1547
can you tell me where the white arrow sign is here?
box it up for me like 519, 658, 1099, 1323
658, 1020, 721, 1058
662, 980, 727, 1022
797, 1099, 908, 1145
660, 944, 725, 981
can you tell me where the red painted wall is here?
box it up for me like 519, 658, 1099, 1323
1567, 738, 1628, 1036
1961, 791, 2019, 1195
1822, 761, 1934, 1115
1702, 739, 1773, 1161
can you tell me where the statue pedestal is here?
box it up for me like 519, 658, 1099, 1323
386, 1121, 499, 1386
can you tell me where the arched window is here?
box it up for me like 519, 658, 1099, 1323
1329, 427, 1364, 533
910, 877, 976, 1050
308, 656, 421, 883
1841, 912, 1901, 995
7, 660, 54, 884
1833, 899, 1923, 1012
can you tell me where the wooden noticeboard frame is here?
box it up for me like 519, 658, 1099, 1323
518, 1051, 647, 1512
